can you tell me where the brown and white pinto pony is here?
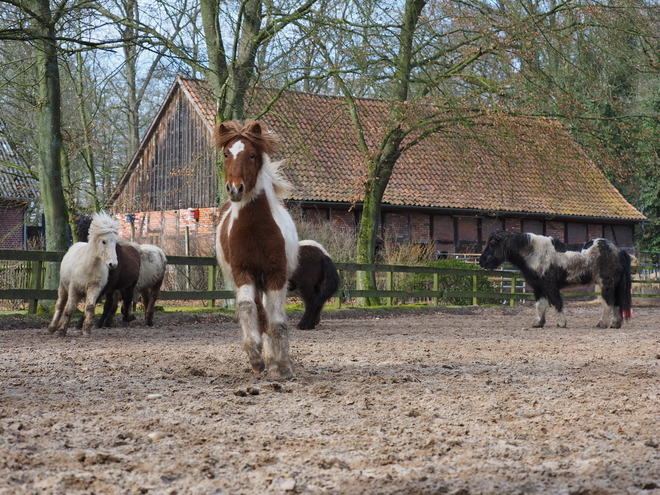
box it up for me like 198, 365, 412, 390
288, 240, 340, 330
480, 230, 632, 329
215, 120, 299, 379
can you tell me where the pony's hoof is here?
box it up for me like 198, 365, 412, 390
56, 329, 67, 337
250, 361, 266, 374
556, 323, 567, 328
268, 366, 294, 381
47, 326, 57, 334
596, 321, 609, 329
610, 321, 622, 329
532, 321, 545, 328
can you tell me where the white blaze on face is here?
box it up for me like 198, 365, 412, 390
228, 140, 245, 159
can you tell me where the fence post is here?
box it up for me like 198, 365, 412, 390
510, 276, 516, 307
386, 271, 393, 306
472, 275, 478, 306
335, 270, 342, 309
28, 260, 43, 314
207, 264, 217, 308
432, 272, 439, 306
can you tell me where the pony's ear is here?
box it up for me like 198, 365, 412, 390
214, 121, 240, 150
244, 120, 262, 136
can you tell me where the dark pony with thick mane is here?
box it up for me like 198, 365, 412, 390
480, 230, 632, 328
288, 240, 340, 330
215, 119, 299, 379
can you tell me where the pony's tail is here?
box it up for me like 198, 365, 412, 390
315, 255, 341, 308
616, 250, 633, 320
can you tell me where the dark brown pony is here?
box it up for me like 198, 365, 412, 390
97, 242, 141, 327
215, 120, 299, 379
288, 240, 340, 330
76, 241, 141, 329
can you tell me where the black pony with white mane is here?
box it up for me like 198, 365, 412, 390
480, 230, 632, 328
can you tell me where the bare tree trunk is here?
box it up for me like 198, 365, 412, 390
354, 0, 427, 305
122, 0, 140, 157
30, 0, 69, 291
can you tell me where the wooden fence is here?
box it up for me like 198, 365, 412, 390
0, 249, 658, 314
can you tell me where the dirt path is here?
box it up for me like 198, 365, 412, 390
0, 305, 659, 494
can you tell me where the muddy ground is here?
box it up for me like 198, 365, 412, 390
0, 303, 659, 495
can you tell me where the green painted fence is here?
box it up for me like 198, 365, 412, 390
0, 249, 658, 313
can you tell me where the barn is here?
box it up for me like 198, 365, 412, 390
110, 76, 645, 256
0, 130, 39, 250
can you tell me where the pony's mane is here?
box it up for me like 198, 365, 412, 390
267, 159, 293, 200
89, 211, 120, 238
214, 119, 279, 157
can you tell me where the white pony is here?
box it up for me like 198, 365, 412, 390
48, 211, 120, 337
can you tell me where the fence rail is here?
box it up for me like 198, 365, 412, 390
0, 249, 658, 313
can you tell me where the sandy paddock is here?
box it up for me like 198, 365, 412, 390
0, 304, 659, 494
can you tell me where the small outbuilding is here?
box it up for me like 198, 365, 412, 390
110, 77, 645, 255
0, 129, 39, 250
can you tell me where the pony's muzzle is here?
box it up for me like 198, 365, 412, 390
108, 261, 118, 270
226, 182, 245, 202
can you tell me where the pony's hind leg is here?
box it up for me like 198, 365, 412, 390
548, 291, 567, 328
235, 284, 265, 374
599, 285, 617, 328
610, 306, 623, 328
263, 288, 294, 379
533, 298, 548, 328
48, 286, 68, 334
120, 287, 136, 325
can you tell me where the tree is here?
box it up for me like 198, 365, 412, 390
0, 0, 70, 290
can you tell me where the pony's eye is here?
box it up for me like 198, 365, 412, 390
102, 240, 106, 245
223, 152, 228, 158
250, 153, 256, 159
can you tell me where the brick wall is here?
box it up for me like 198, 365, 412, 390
588, 224, 604, 239
523, 219, 543, 235
504, 218, 522, 232
330, 210, 357, 231
304, 208, 329, 223
482, 218, 503, 240
0, 205, 25, 249
114, 205, 639, 256
567, 222, 587, 244
384, 213, 409, 240
545, 221, 565, 241
411, 214, 430, 243
432, 215, 454, 242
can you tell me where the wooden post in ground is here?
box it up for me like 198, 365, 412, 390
28, 260, 43, 314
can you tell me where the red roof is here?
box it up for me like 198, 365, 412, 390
177, 77, 644, 221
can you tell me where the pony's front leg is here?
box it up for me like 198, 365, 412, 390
48, 286, 68, 334
532, 298, 548, 328
81, 289, 101, 337
235, 284, 265, 373
56, 288, 81, 337
263, 288, 294, 380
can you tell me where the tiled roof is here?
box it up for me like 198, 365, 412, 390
179, 77, 644, 221
0, 133, 39, 202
